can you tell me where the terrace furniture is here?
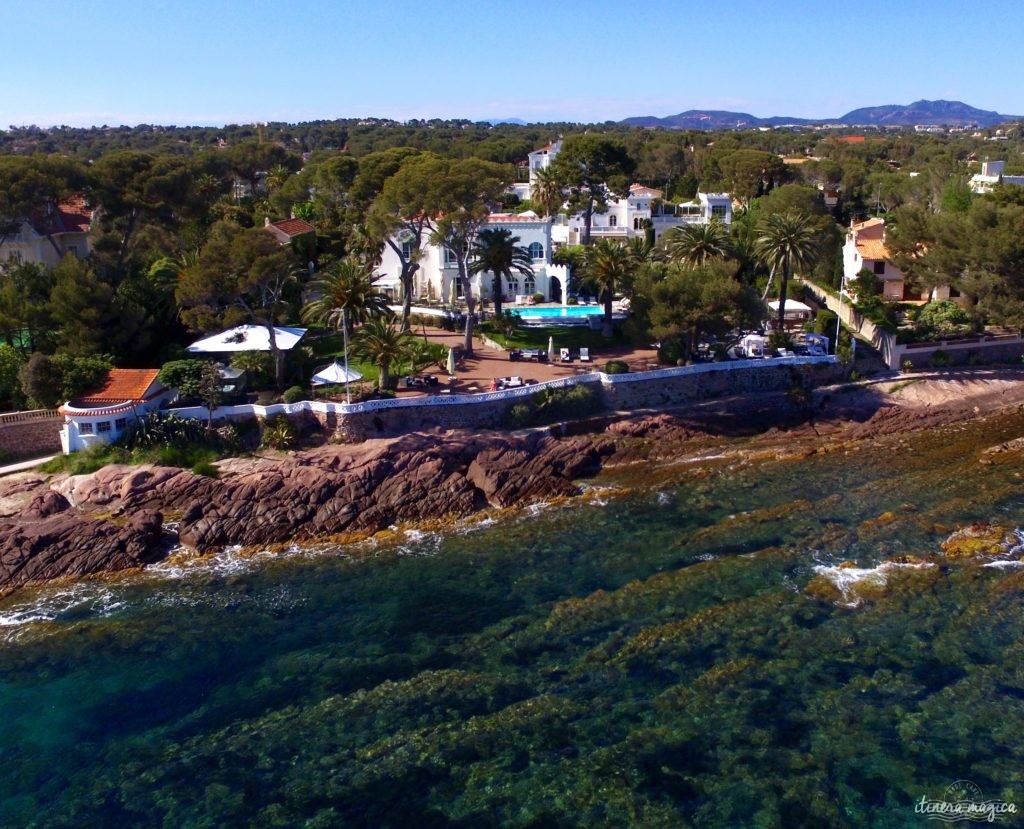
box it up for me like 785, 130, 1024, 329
579, 348, 591, 362
560, 348, 572, 363
508, 349, 523, 362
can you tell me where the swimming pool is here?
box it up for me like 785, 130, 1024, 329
509, 305, 627, 320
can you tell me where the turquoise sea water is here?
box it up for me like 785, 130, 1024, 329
3, 414, 1024, 827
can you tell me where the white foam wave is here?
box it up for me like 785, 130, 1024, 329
0, 584, 127, 634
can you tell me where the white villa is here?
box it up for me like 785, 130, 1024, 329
60, 369, 176, 454
377, 212, 569, 304
969, 160, 1024, 194
554, 187, 732, 246
375, 139, 734, 306
0, 195, 94, 267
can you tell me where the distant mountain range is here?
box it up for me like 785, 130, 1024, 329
621, 100, 1021, 130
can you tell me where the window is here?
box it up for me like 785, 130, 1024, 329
711, 205, 728, 219
524, 277, 536, 295
79, 422, 93, 435
633, 217, 646, 230
507, 278, 519, 295
443, 246, 458, 266
873, 260, 886, 275
97, 421, 111, 434
608, 215, 617, 227
115, 418, 127, 430
401, 241, 414, 260
528, 242, 544, 261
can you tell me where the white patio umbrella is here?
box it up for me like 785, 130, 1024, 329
311, 361, 363, 385
311, 360, 362, 405
547, 335, 555, 361
446, 347, 457, 377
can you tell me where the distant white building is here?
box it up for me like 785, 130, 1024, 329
554, 188, 732, 247
969, 160, 1024, 194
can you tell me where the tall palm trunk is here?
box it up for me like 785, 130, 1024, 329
776, 260, 790, 335
492, 273, 503, 320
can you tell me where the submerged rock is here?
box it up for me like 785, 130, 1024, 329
941, 522, 1020, 560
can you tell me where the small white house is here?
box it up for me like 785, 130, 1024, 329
60, 369, 176, 454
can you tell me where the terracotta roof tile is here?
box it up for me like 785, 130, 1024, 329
73, 369, 162, 406
851, 217, 885, 233
856, 239, 890, 261
629, 184, 662, 198
57, 195, 92, 233
268, 217, 315, 237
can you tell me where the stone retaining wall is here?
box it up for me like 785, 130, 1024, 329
331, 360, 844, 440
169, 358, 840, 442
0, 409, 62, 460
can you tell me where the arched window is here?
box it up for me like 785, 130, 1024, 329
524, 277, 536, 296
507, 278, 519, 296
608, 215, 617, 227
529, 242, 544, 261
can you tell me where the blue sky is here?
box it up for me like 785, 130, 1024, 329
6, 0, 1024, 128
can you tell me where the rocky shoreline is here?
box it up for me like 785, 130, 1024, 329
4, 371, 1024, 595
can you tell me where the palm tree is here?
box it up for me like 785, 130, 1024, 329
754, 212, 819, 335
353, 317, 413, 391
664, 220, 732, 267
300, 257, 392, 336
469, 228, 534, 320
586, 239, 633, 338
531, 166, 564, 218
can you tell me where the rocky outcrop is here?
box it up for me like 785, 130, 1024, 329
175, 433, 613, 551
0, 432, 616, 590
0, 491, 164, 592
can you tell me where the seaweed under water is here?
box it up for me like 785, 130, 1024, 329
3, 412, 1024, 827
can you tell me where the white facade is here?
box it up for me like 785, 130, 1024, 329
843, 218, 907, 300
59, 383, 176, 454
969, 160, 1024, 194
561, 188, 733, 246
378, 212, 567, 304
527, 139, 562, 189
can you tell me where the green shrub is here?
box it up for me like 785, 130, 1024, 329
191, 459, 220, 478
261, 415, 296, 450
603, 360, 630, 375
533, 293, 545, 304
282, 385, 306, 404
930, 349, 951, 368
902, 359, 914, 373
511, 384, 597, 427
657, 337, 686, 365
507, 404, 532, 428
915, 301, 972, 340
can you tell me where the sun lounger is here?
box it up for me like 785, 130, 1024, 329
579, 348, 591, 362
560, 348, 572, 363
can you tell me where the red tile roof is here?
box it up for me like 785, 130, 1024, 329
487, 213, 546, 223
73, 369, 163, 406
268, 217, 315, 237
29, 194, 92, 236
630, 184, 663, 198
57, 195, 92, 233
